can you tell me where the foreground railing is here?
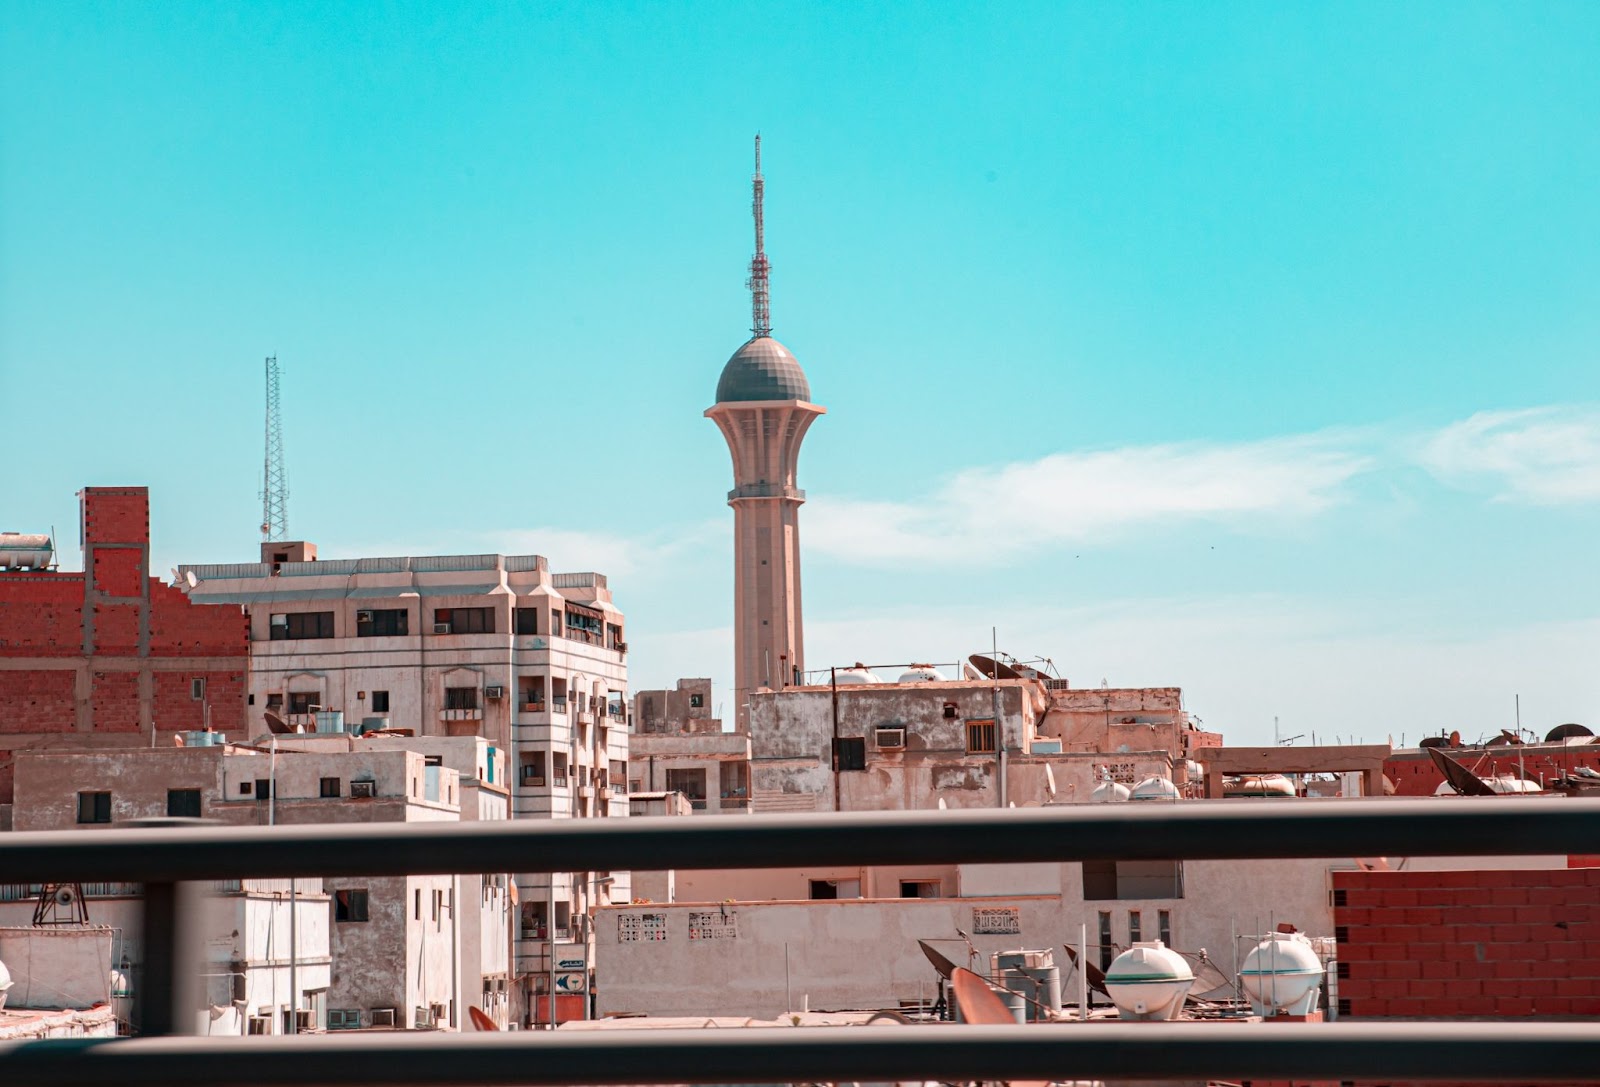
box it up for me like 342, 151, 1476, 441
0, 797, 1597, 1085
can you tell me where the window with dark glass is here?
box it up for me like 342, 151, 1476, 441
514, 608, 540, 635
288, 692, 317, 714
1098, 911, 1115, 970
334, 889, 369, 922
444, 687, 479, 711
356, 608, 408, 637
371, 690, 390, 713
167, 789, 202, 818
77, 791, 111, 824
434, 607, 493, 634
834, 737, 867, 771
320, 777, 341, 798
270, 611, 334, 640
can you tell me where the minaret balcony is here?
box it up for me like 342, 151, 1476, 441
729, 483, 806, 501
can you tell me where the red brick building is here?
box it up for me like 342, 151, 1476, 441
1333, 864, 1600, 1018
0, 487, 249, 803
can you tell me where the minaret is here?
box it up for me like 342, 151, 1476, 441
706, 136, 825, 729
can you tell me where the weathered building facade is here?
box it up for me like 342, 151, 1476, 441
176, 549, 628, 1024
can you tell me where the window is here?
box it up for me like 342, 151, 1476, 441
288, 692, 318, 715
334, 889, 369, 922
254, 778, 273, 802
1098, 911, 1114, 971
520, 753, 546, 787
664, 768, 707, 801
415, 889, 422, 919
900, 880, 941, 898
371, 690, 390, 713
1128, 910, 1143, 945
77, 791, 111, 824
269, 611, 335, 640
514, 607, 540, 635
320, 777, 341, 798
809, 879, 860, 900
434, 607, 492, 635
1081, 860, 1185, 901
834, 737, 867, 771
1158, 909, 1172, 946
190, 677, 206, 700
444, 686, 479, 711
239, 781, 253, 796
167, 789, 202, 818
328, 1009, 361, 1031
689, 693, 704, 708
356, 608, 408, 637
966, 719, 997, 754
247, 1016, 270, 1035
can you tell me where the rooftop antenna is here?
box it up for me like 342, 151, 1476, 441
260, 355, 288, 542
746, 135, 771, 338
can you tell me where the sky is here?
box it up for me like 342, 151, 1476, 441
3, 3, 1598, 746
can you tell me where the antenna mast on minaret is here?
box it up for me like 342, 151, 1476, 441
746, 134, 771, 338
260, 355, 288, 542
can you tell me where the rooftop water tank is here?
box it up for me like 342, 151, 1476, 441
1091, 781, 1132, 803
180, 730, 225, 748
1225, 774, 1297, 798
834, 666, 880, 685
314, 710, 346, 734
1239, 931, 1324, 1017
1129, 776, 1181, 802
1104, 941, 1194, 1020
898, 665, 945, 683
0, 533, 53, 571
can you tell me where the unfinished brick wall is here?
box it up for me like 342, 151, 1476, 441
0, 488, 250, 790
1333, 867, 1600, 1018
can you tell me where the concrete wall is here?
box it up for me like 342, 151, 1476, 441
597, 854, 1346, 1018
0, 926, 115, 1009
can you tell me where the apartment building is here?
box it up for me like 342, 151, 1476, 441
177, 544, 629, 1024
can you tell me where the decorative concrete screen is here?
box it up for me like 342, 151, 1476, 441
618, 913, 668, 943
973, 907, 1021, 935
687, 910, 739, 940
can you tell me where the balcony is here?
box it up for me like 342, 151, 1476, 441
440, 708, 481, 722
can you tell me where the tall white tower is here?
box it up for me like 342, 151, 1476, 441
706, 137, 825, 727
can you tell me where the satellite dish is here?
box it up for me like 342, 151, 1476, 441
968, 654, 1022, 681
263, 710, 292, 735
1044, 764, 1057, 798
918, 940, 960, 981
467, 1006, 499, 1031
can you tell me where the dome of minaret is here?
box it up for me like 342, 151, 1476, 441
715, 335, 811, 403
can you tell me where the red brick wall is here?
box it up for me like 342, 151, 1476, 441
1333, 868, 1600, 1018
0, 669, 76, 733
0, 487, 250, 748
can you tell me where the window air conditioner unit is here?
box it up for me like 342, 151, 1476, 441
433, 623, 451, 634
875, 727, 906, 749
350, 780, 376, 799
356, 610, 373, 622
485, 685, 505, 700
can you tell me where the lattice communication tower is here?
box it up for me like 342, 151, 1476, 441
746, 134, 772, 338
260, 355, 288, 542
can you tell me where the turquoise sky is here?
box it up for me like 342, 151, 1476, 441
4, 3, 1597, 744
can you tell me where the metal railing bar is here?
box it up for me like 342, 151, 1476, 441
1, 797, 1594, 883
2, 1022, 1598, 1086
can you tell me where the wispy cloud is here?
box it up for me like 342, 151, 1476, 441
1421, 406, 1600, 504
806, 433, 1374, 564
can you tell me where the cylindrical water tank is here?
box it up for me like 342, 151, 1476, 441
834, 667, 880, 685
1104, 941, 1194, 1021
1091, 781, 1132, 803
1129, 776, 1181, 802
1239, 932, 1325, 1017
898, 665, 945, 683
0, 533, 53, 570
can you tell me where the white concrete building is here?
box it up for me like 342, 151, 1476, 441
177, 545, 630, 1024
5, 740, 510, 1032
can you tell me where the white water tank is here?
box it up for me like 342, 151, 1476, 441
1239, 932, 1324, 1017
1090, 781, 1131, 803
835, 666, 880, 685
1104, 941, 1194, 1020
1129, 776, 1181, 802
897, 665, 945, 683
0, 533, 52, 570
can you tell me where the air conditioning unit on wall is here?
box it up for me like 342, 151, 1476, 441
485, 685, 505, 700
875, 727, 906, 749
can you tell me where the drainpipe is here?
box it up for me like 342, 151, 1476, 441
830, 667, 841, 813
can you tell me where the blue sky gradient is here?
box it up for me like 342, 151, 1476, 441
4, 3, 1597, 742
